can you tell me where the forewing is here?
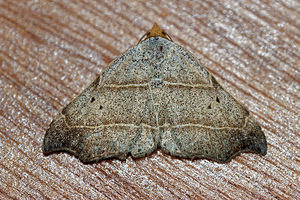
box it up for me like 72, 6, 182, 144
160, 43, 267, 162
43, 44, 158, 162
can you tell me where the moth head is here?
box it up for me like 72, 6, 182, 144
138, 23, 172, 43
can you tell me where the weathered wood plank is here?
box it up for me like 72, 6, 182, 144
0, 0, 299, 199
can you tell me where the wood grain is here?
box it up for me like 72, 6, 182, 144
0, 0, 299, 199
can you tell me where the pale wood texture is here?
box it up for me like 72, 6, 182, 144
0, 0, 299, 199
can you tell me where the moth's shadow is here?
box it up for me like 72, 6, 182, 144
43, 148, 240, 165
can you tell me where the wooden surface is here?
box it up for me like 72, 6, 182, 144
0, 0, 299, 199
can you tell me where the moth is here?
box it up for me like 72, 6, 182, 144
43, 23, 267, 163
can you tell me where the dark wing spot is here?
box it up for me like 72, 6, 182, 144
99, 105, 103, 110
159, 46, 163, 52
216, 96, 220, 103
90, 97, 95, 103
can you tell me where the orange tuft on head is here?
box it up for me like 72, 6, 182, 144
139, 23, 172, 43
